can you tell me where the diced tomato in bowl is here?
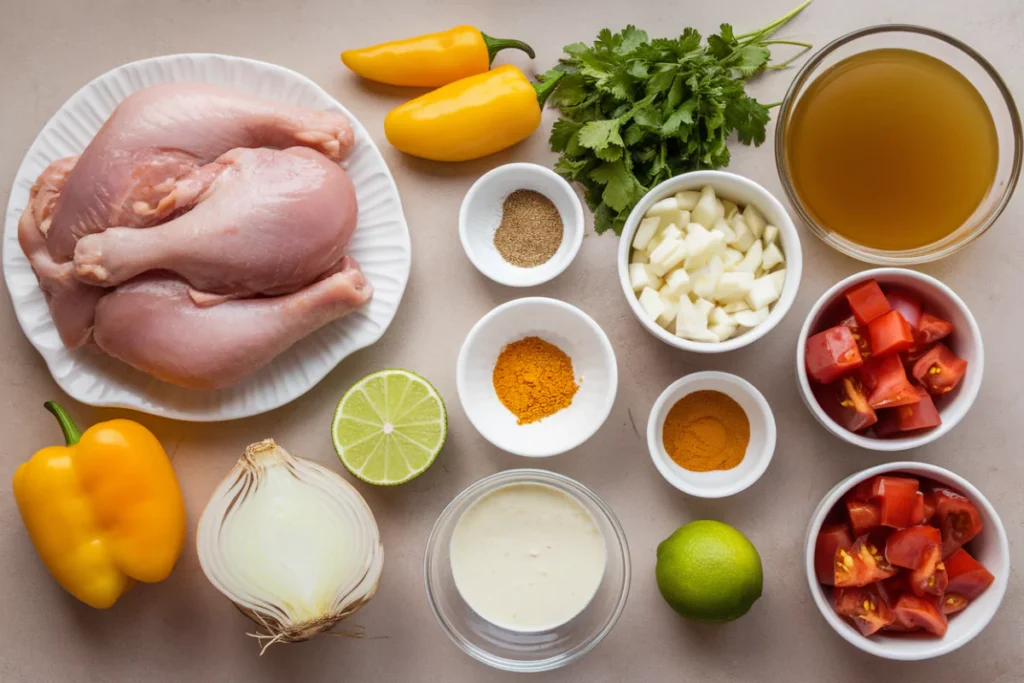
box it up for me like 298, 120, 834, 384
806, 464, 1007, 657
798, 270, 982, 452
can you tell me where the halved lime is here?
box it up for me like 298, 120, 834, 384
332, 369, 447, 486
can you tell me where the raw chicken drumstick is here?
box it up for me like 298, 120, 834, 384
73, 147, 358, 304
92, 257, 373, 390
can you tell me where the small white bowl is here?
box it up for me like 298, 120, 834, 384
796, 268, 984, 451
456, 297, 617, 457
617, 171, 803, 353
459, 163, 584, 287
805, 462, 1009, 660
646, 372, 776, 498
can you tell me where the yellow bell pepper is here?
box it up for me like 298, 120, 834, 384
341, 25, 535, 88
384, 65, 563, 162
12, 402, 186, 609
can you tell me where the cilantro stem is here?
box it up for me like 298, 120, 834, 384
736, 0, 814, 43
766, 44, 813, 70
533, 70, 565, 107
761, 39, 812, 48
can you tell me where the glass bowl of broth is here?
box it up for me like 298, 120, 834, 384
776, 25, 1022, 264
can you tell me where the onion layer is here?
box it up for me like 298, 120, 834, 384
197, 439, 383, 651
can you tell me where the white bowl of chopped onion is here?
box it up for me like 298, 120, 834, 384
617, 171, 802, 353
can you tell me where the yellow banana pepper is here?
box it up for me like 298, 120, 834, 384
384, 65, 563, 162
341, 25, 535, 88
12, 402, 186, 609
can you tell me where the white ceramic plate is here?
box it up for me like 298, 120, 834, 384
3, 54, 411, 421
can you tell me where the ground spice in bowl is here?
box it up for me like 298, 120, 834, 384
492, 336, 578, 425
493, 190, 564, 267
662, 390, 750, 472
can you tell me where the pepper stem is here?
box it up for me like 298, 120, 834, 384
482, 32, 536, 64
44, 401, 82, 446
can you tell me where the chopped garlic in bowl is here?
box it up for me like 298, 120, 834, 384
617, 171, 802, 354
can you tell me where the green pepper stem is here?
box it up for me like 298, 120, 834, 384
44, 401, 81, 446
482, 32, 536, 64
533, 70, 565, 108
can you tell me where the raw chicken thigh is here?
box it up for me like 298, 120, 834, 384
19, 83, 371, 389
93, 259, 371, 390
73, 146, 358, 304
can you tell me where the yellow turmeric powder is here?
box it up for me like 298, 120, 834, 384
662, 390, 749, 472
493, 336, 578, 425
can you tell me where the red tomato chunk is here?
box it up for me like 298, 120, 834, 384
835, 535, 897, 587
944, 549, 995, 599
915, 312, 954, 345
815, 523, 854, 585
846, 500, 881, 537
872, 476, 919, 529
912, 343, 968, 396
941, 593, 970, 615
839, 315, 873, 358
859, 353, 921, 409
814, 377, 877, 432
893, 594, 948, 636
895, 390, 942, 431
868, 310, 915, 356
885, 525, 941, 569
845, 280, 891, 326
932, 489, 983, 557
834, 584, 895, 636
886, 289, 923, 330
806, 326, 864, 384
909, 545, 948, 597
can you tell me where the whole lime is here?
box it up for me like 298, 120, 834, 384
655, 520, 763, 622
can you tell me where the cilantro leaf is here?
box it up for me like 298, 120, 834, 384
578, 119, 624, 151
543, 4, 812, 234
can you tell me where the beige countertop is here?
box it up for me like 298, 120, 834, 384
1, 1, 1022, 681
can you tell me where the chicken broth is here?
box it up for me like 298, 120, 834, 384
785, 49, 998, 251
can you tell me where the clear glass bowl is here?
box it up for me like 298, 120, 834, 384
775, 25, 1022, 264
423, 469, 630, 672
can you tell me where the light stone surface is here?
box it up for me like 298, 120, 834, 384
0, 1, 1021, 681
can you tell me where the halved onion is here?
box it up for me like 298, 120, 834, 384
197, 439, 383, 652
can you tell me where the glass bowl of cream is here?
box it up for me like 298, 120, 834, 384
424, 469, 630, 672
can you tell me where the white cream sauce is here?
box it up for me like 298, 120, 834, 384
450, 482, 606, 632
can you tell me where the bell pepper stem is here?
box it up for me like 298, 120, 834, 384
533, 70, 565, 108
44, 401, 82, 446
482, 32, 536, 63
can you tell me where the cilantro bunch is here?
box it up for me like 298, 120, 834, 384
538, 1, 812, 234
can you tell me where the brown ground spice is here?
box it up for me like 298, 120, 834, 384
492, 336, 578, 425
662, 390, 750, 472
493, 190, 564, 267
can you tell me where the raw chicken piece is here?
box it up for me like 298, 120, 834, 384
46, 83, 356, 261
92, 258, 373, 390
17, 157, 106, 349
20, 83, 355, 347
74, 147, 358, 303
